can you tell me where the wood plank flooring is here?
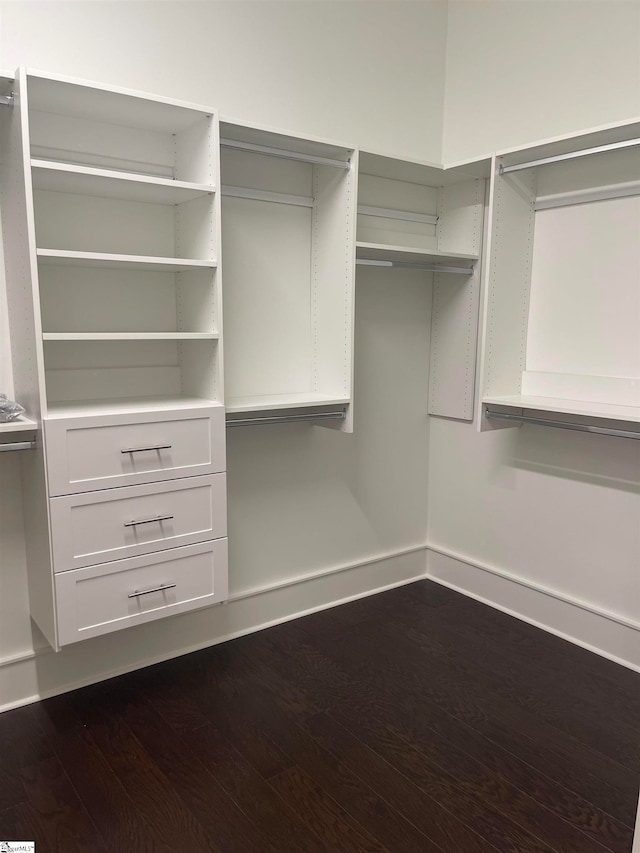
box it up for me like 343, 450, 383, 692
1, 580, 638, 852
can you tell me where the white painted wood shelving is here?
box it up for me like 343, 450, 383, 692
480, 119, 640, 439
356, 150, 489, 421
219, 121, 357, 430
0, 68, 228, 648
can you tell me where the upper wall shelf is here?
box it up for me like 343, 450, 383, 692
497, 119, 640, 173
31, 160, 216, 204
26, 69, 214, 133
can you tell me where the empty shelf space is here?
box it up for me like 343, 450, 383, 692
356, 242, 478, 267
225, 393, 350, 414
42, 332, 218, 341
31, 160, 216, 204
46, 395, 222, 419
483, 394, 640, 423
37, 249, 217, 272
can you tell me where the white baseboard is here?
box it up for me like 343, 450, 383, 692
426, 545, 640, 673
0, 545, 428, 713
4, 540, 637, 713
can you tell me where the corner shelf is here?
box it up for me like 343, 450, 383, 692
31, 160, 216, 205
36, 249, 217, 272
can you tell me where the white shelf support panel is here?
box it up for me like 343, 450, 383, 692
484, 407, 640, 440
357, 205, 438, 225
220, 137, 351, 170
356, 258, 473, 275
221, 185, 313, 208
500, 136, 640, 174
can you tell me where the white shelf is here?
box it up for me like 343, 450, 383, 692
356, 242, 478, 267
27, 70, 215, 134
42, 332, 218, 341
483, 395, 640, 424
46, 396, 223, 419
225, 393, 350, 414
37, 249, 217, 272
32, 160, 216, 205
0, 416, 38, 433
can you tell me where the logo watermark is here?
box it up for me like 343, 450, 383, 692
0, 843, 35, 852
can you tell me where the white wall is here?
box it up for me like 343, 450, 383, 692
0, 0, 442, 708
430, 0, 640, 669
443, 0, 640, 163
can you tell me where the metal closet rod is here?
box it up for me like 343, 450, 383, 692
499, 136, 640, 175
0, 440, 36, 452
485, 408, 640, 440
220, 138, 350, 170
357, 205, 438, 226
227, 410, 346, 427
356, 258, 473, 275
222, 185, 313, 209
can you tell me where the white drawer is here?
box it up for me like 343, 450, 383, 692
50, 474, 226, 572
44, 406, 226, 496
55, 539, 228, 646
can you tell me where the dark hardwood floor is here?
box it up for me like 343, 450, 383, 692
1, 580, 638, 852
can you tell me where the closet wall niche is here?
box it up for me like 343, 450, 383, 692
481, 121, 640, 437
356, 151, 489, 421
219, 122, 357, 431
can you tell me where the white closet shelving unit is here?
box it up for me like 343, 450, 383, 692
219, 121, 357, 430
356, 151, 489, 420
1, 68, 228, 648
480, 120, 640, 438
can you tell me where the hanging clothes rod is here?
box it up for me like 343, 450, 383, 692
356, 258, 473, 275
357, 205, 438, 226
227, 410, 346, 428
222, 185, 313, 208
534, 180, 640, 211
220, 138, 350, 170
0, 440, 36, 452
499, 137, 640, 175
484, 408, 640, 440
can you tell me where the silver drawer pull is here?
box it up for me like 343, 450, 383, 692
124, 514, 174, 528
128, 582, 176, 599
121, 444, 172, 454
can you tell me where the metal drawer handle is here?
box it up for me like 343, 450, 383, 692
128, 583, 176, 599
121, 444, 172, 454
124, 514, 174, 528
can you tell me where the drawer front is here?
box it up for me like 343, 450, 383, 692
50, 474, 227, 572
45, 406, 226, 496
55, 539, 228, 646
